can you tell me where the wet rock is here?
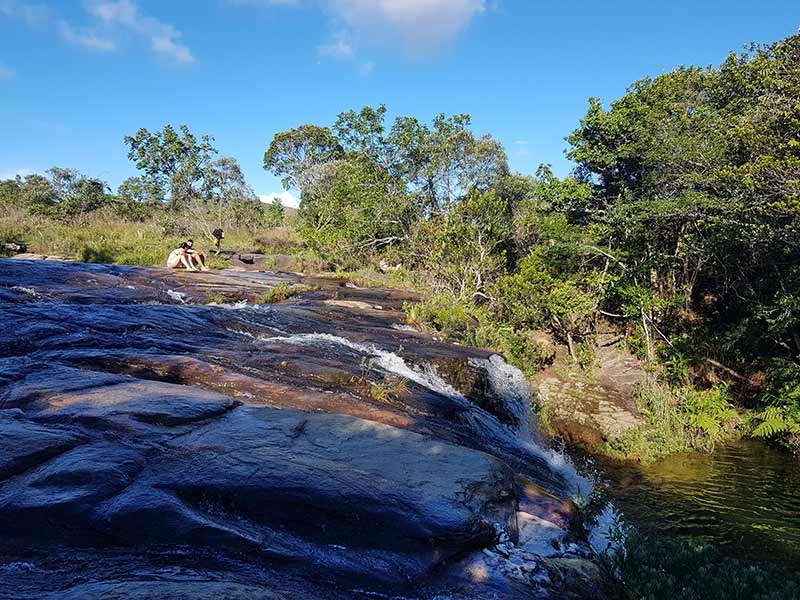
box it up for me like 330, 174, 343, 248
5, 365, 240, 432
42, 581, 290, 600
0, 443, 144, 542
541, 557, 606, 600
0, 410, 85, 480
0, 259, 594, 599
97, 407, 517, 584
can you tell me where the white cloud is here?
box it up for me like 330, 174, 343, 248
81, 0, 195, 64
327, 0, 486, 54
150, 34, 193, 64
237, 0, 486, 58
2, 1, 193, 63
60, 22, 116, 51
0, 64, 15, 80
259, 191, 301, 209
0, 0, 192, 64
0, 1, 50, 25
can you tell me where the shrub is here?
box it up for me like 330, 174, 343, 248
749, 362, 800, 451
406, 294, 553, 376
608, 377, 739, 460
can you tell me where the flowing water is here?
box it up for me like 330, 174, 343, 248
589, 440, 800, 564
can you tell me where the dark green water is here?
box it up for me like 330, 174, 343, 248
596, 440, 800, 564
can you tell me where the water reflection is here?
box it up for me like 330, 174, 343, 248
594, 440, 800, 563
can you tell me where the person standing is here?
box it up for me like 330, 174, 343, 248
211, 228, 225, 255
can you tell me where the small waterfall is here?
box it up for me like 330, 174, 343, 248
473, 355, 620, 555
258, 331, 618, 552
264, 334, 595, 492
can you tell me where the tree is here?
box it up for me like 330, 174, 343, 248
263, 125, 344, 192
334, 104, 389, 166
0, 177, 23, 208
116, 176, 161, 221
21, 168, 111, 223
418, 190, 512, 301
566, 34, 800, 380
124, 124, 218, 207
386, 112, 509, 213
298, 156, 413, 268
263, 199, 285, 228
189, 157, 262, 234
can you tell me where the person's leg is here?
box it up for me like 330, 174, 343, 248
180, 254, 199, 271
195, 251, 209, 271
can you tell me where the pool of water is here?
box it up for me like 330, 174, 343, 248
591, 440, 800, 564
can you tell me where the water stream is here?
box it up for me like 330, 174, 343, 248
586, 440, 800, 564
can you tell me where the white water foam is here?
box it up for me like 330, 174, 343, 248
207, 300, 250, 310
11, 286, 38, 297
165, 290, 186, 304
264, 333, 465, 400
471, 354, 619, 551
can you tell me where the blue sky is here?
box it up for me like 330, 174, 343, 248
1, 1, 797, 206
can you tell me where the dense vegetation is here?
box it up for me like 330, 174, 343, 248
261, 36, 800, 454
2, 35, 798, 455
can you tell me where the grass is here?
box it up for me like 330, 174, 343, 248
253, 227, 304, 254
254, 283, 318, 304
349, 356, 409, 402
1, 210, 268, 270
316, 266, 416, 290
604, 376, 742, 462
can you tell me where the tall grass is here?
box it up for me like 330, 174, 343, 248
1, 210, 282, 269
606, 376, 742, 461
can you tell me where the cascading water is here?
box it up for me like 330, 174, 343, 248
261, 331, 617, 551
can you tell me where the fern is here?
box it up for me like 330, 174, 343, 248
688, 413, 723, 436
751, 406, 800, 439
682, 385, 738, 438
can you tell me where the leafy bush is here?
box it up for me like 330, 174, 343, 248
748, 363, 800, 450
407, 294, 553, 376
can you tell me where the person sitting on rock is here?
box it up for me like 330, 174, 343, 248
184, 239, 209, 271
166, 244, 199, 271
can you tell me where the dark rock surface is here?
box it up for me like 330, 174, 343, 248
0, 259, 599, 599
